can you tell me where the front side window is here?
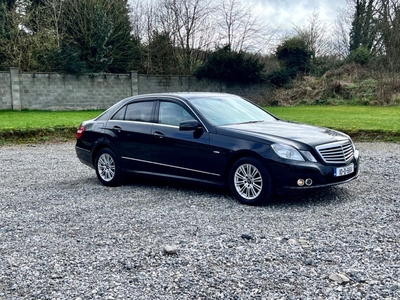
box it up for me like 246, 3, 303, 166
158, 102, 194, 126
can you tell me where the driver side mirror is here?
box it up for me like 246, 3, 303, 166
179, 120, 201, 131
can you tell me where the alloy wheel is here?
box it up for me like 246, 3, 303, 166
98, 153, 116, 182
233, 163, 263, 200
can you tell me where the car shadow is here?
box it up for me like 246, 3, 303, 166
271, 186, 353, 207
123, 175, 228, 196
122, 175, 352, 208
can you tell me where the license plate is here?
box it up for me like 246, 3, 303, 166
334, 163, 354, 177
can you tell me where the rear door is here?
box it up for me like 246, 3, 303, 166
105, 100, 156, 172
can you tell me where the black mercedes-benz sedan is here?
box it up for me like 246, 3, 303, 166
75, 92, 360, 205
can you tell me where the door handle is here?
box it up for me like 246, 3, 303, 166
112, 126, 122, 133
153, 131, 164, 138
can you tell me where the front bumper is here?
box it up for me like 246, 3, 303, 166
272, 150, 360, 194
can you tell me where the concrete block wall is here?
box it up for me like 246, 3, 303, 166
138, 75, 225, 94
0, 72, 12, 110
226, 82, 271, 100
134, 75, 272, 102
19, 72, 132, 110
0, 68, 271, 110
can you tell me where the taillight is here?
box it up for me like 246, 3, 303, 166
76, 125, 85, 139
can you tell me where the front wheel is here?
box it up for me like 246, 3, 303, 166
229, 157, 273, 205
95, 148, 122, 186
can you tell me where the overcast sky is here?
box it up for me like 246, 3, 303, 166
251, 0, 348, 34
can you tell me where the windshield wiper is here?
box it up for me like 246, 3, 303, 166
236, 120, 264, 125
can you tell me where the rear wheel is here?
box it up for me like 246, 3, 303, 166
229, 157, 273, 205
95, 148, 122, 186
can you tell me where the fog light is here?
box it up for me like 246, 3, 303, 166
305, 178, 313, 186
297, 179, 305, 186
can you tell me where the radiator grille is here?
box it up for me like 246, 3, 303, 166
316, 141, 354, 164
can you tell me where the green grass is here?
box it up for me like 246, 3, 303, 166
266, 106, 400, 142
265, 106, 400, 132
0, 110, 104, 129
0, 106, 399, 144
0, 110, 104, 144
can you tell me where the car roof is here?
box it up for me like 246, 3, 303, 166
132, 92, 236, 99
96, 92, 243, 121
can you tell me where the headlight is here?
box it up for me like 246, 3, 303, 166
271, 144, 305, 161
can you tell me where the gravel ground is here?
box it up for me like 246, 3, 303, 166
0, 142, 399, 299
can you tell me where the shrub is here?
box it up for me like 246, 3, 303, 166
195, 45, 265, 84
267, 68, 292, 87
310, 56, 344, 77
347, 46, 371, 66
275, 37, 312, 74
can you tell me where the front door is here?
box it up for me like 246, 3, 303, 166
149, 101, 221, 184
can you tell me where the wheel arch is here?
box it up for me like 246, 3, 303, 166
91, 141, 121, 167
224, 150, 274, 186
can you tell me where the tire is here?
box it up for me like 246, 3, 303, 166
95, 148, 122, 187
229, 157, 273, 205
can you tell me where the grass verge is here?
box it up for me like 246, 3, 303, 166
0, 127, 78, 145
267, 106, 399, 143
0, 107, 399, 144
0, 110, 103, 145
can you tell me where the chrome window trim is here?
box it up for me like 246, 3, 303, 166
107, 95, 210, 132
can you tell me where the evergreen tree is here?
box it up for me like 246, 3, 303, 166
57, 0, 138, 74
145, 31, 179, 75
105, 0, 140, 73
349, 0, 376, 52
0, 0, 16, 69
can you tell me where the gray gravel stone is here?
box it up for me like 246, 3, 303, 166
163, 245, 178, 255
0, 142, 399, 299
329, 273, 350, 284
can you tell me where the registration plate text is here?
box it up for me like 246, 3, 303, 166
334, 163, 354, 177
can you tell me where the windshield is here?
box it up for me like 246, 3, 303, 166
188, 95, 276, 126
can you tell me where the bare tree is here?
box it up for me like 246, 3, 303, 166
376, 0, 400, 69
39, 0, 64, 47
215, 0, 277, 53
332, 7, 352, 59
129, 0, 277, 74
129, 0, 156, 73
153, 0, 215, 74
129, 0, 147, 40
293, 10, 331, 60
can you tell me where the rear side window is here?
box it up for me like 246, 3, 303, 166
112, 101, 154, 122
112, 106, 126, 120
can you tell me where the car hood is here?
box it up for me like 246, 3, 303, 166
218, 120, 350, 146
